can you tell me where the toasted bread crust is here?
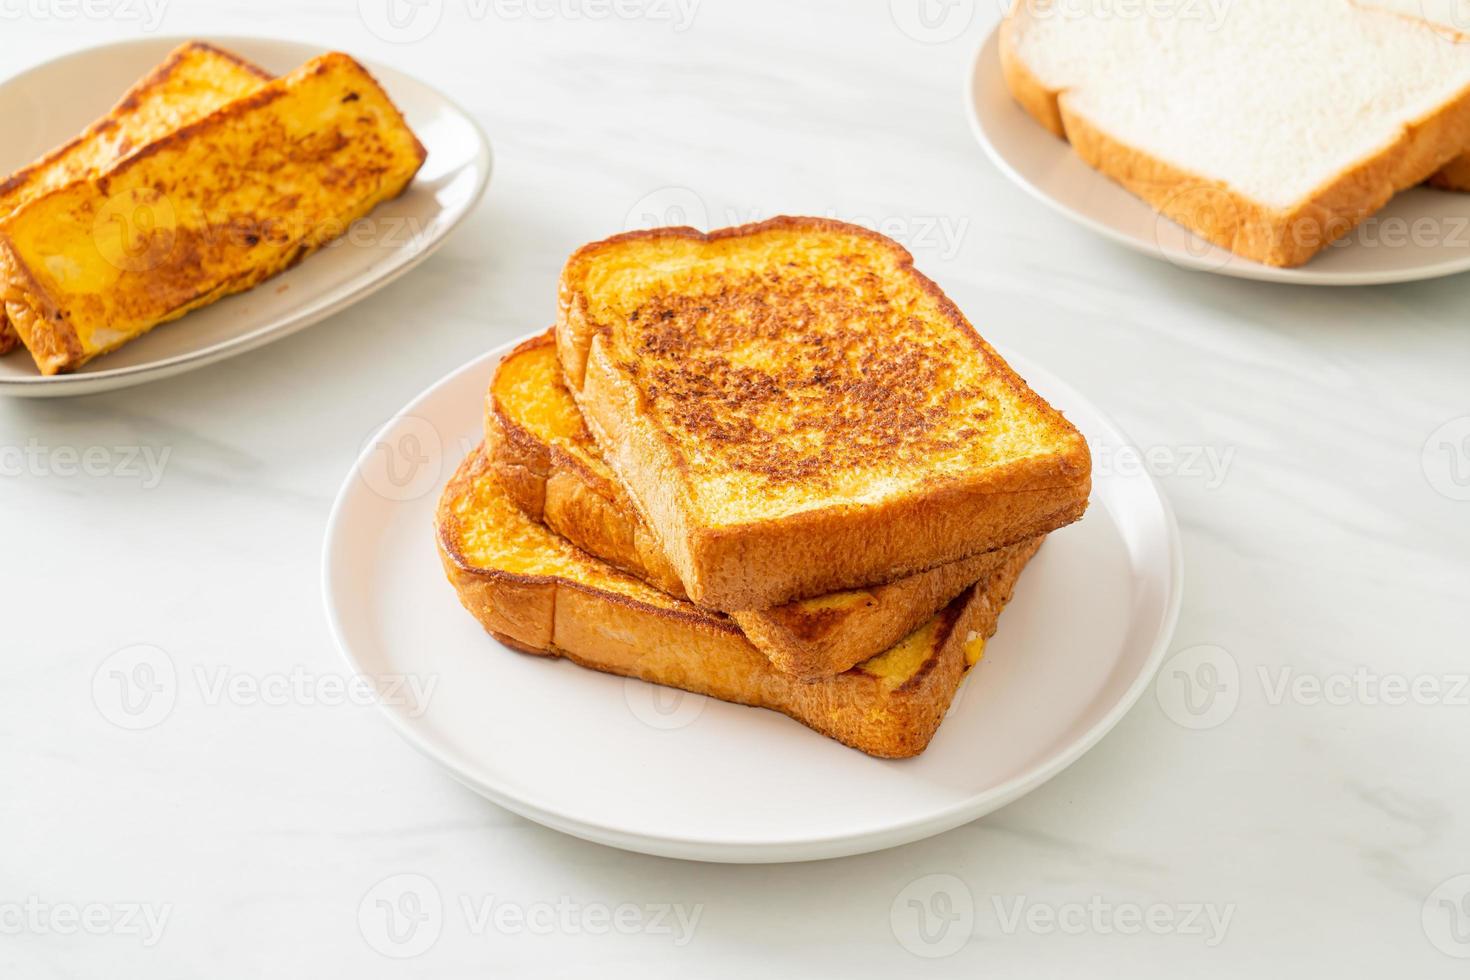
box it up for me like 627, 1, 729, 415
999, 4, 1470, 267
437, 448, 1042, 758
0, 42, 270, 203
0, 41, 271, 354
486, 334, 689, 597
1429, 154, 1470, 191
729, 544, 1026, 680
557, 216, 1090, 609
486, 329, 1048, 678
0, 51, 426, 375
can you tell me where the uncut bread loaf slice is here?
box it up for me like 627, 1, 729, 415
437, 446, 1043, 759
1001, 0, 1470, 267
556, 217, 1090, 611
0, 41, 269, 355
487, 329, 1029, 680
0, 52, 426, 375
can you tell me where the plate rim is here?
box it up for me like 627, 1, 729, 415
964, 23, 1470, 287
320, 330, 1185, 863
0, 34, 493, 396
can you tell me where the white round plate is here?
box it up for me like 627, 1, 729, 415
322, 333, 1183, 863
0, 36, 491, 397
967, 25, 1470, 285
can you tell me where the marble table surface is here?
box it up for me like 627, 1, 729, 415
2, 1, 1467, 976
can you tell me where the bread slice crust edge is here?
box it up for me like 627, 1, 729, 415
998, 5, 1470, 267
485, 328, 1048, 678
557, 216, 1090, 609
437, 447, 1044, 758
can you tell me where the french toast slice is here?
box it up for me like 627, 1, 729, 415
437, 446, 1043, 759
487, 329, 1024, 679
0, 52, 426, 375
0, 41, 270, 354
556, 217, 1090, 610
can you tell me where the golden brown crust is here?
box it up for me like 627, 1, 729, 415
0, 51, 426, 375
0, 237, 82, 370
557, 216, 1091, 609
0, 42, 271, 202
485, 333, 689, 597
436, 448, 737, 636
999, 7, 1470, 267
437, 448, 1043, 758
1429, 155, 1470, 191
487, 330, 1053, 677
0, 42, 272, 354
731, 543, 1030, 680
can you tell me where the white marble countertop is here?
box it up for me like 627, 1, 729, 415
3, 1, 1468, 975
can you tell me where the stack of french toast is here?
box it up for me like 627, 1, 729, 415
0, 42, 424, 374
437, 218, 1093, 758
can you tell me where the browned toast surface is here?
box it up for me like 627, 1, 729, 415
486, 329, 1032, 678
0, 51, 426, 375
0, 41, 270, 355
557, 217, 1090, 608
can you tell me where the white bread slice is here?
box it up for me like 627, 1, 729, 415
1001, 0, 1470, 266
1364, 0, 1470, 190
